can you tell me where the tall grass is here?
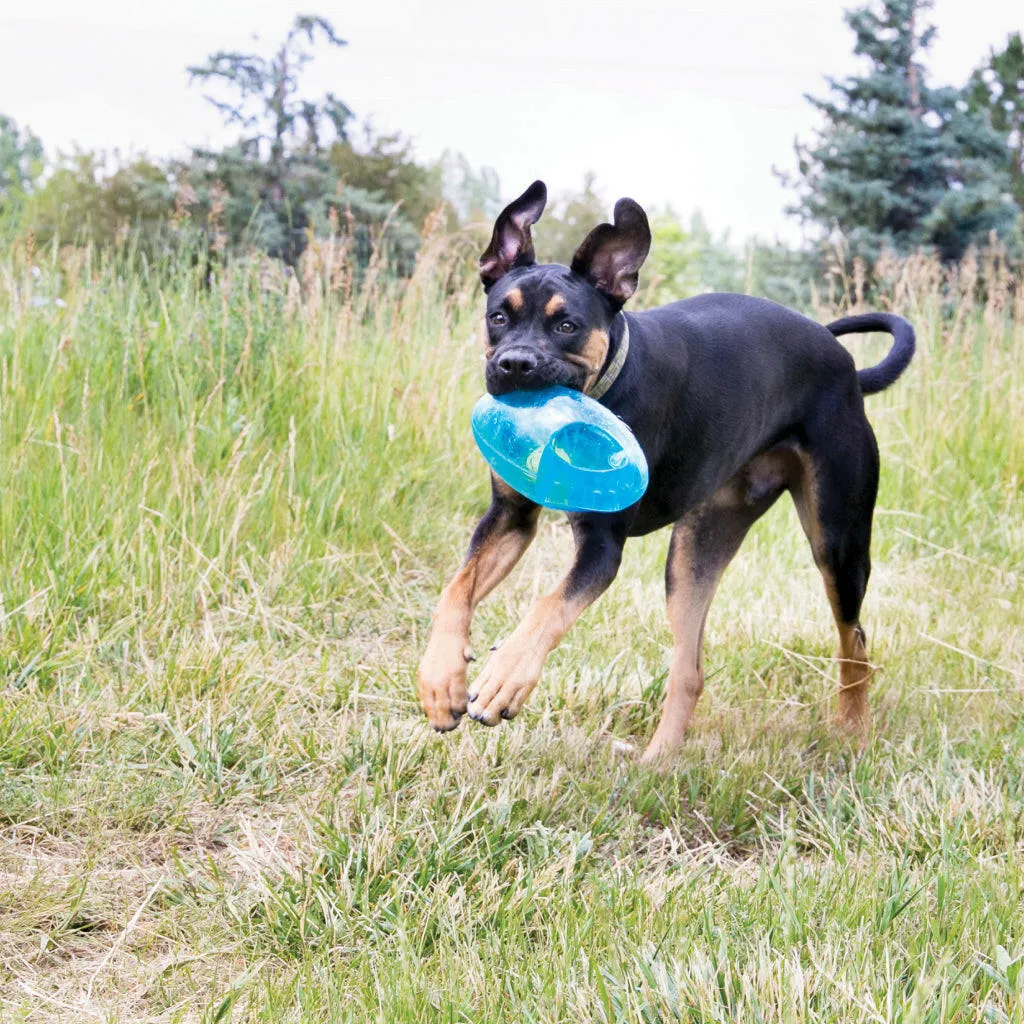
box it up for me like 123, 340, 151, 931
0, 232, 1021, 1022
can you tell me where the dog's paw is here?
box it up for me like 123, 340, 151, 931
417, 639, 471, 732
638, 733, 683, 768
466, 633, 546, 727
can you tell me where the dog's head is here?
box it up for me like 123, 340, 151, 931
479, 180, 651, 396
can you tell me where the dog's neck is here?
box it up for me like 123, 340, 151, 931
589, 314, 630, 401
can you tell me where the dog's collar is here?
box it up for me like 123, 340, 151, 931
588, 318, 629, 402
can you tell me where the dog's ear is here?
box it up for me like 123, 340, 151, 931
479, 180, 547, 290
571, 198, 651, 307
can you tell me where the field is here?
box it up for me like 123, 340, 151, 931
0, 236, 1022, 1023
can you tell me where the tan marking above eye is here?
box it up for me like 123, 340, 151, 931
544, 294, 566, 317
506, 287, 524, 311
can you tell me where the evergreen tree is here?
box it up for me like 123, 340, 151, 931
183, 15, 350, 264
966, 32, 1024, 210
330, 125, 446, 230
785, 0, 1017, 261
188, 15, 352, 194
183, 14, 419, 268
0, 115, 44, 226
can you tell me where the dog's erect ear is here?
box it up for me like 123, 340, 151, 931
570, 198, 652, 307
479, 180, 548, 290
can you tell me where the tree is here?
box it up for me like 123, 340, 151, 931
0, 115, 44, 227
437, 151, 502, 226
25, 151, 174, 252
967, 32, 1024, 210
330, 125, 446, 229
183, 14, 422, 267
784, 0, 1017, 262
642, 207, 702, 305
183, 15, 350, 263
532, 173, 609, 265
188, 15, 352, 199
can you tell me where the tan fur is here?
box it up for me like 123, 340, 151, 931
563, 328, 609, 392
791, 450, 873, 736
791, 449, 827, 561
468, 579, 592, 726
835, 621, 871, 730
642, 524, 712, 762
418, 503, 539, 729
544, 293, 566, 317
642, 448, 801, 763
506, 287, 524, 311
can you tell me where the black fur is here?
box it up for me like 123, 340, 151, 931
477, 182, 913, 541
827, 312, 916, 395
450, 181, 915, 730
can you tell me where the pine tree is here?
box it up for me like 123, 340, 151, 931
785, 0, 1017, 261
184, 15, 353, 264
182, 15, 421, 269
0, 115, 44, 211
967, 32, 1024, 210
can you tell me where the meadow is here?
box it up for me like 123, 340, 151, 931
0, 230, 1022, 1023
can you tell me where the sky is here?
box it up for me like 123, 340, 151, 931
1, 0, 1019, 242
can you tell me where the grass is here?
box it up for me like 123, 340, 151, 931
0, 233, 1022, 1022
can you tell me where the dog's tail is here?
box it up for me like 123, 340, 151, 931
826, 312, 916, 395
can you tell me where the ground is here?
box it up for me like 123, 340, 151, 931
0, 245, 1021, 1021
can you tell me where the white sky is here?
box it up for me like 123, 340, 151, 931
1, 0, 1019, 241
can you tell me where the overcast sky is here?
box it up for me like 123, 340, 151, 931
1, 0, 1019, 242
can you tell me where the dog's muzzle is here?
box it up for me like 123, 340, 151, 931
486, 346, 568, 394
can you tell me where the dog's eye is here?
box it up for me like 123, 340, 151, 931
488, 311, 507, 327
556, 320, 577, 335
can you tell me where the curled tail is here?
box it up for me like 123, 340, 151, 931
826, 312, 916, 395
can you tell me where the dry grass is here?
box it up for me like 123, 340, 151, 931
0, 235, 1021, 1022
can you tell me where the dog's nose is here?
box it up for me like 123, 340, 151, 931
496, 349, 538, 381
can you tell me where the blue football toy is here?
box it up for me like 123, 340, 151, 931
471, 386, 649, 513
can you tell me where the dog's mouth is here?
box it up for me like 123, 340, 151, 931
484, 355, 585, 396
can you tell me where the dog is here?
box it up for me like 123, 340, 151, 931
417, 180, 914, 763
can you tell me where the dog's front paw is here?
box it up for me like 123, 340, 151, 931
639, 734, 680, 768
418, 637, 471, 732
466, 633, 546, 727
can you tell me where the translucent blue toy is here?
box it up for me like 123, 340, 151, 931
471, 386, 649, 513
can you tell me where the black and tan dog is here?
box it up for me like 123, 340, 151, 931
418, 180, 914, 762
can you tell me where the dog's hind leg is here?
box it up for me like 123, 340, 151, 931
790, 423, 879, 735
419, 478, 540, 732
642, 454, 789, 764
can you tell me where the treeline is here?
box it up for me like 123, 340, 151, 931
0, 17, 502, 276
0, 3, 1022, 306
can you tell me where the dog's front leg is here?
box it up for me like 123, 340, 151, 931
419, 481, 540, 731
467, 516, 626, 727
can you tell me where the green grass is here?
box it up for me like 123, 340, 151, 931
0, 240, 1022, 1022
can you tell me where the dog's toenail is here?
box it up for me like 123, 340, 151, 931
468, 693, 477, 703
500, 708, 512, 719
